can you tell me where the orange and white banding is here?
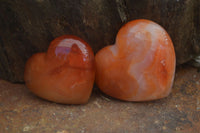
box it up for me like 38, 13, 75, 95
95, 19, 176, 101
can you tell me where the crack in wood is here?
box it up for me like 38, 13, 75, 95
115, 0, 128, 23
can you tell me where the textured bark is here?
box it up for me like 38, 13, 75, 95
0, 0, 199, 82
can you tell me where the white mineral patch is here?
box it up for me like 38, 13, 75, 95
161, 60, 166, 66
109, 45, 118, 57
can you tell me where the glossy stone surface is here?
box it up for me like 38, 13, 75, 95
95, 19, 176, 101
24, 35, 95, 104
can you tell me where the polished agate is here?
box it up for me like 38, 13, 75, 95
24, 35, 95, 104
95, 19, 176, 101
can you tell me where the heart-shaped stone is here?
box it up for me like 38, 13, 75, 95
24, 35, 95, 104
95, 19, 176, 101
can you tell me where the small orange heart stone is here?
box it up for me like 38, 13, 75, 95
24, 35, 95, 104
95, 19, 176, 101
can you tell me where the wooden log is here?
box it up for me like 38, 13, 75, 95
0, 0, 199, 82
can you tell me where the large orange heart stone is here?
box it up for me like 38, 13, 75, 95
24, 35, 95, 104
95, 19, 176, 101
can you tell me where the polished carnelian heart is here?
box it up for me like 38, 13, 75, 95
95, 19, 176, 101
24, 35, 95, 104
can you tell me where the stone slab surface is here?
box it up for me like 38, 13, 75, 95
0, 65, 199, 133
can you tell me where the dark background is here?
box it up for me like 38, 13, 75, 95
0, 0, 199, 82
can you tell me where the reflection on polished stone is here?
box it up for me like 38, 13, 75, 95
24, 35, 95, 104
